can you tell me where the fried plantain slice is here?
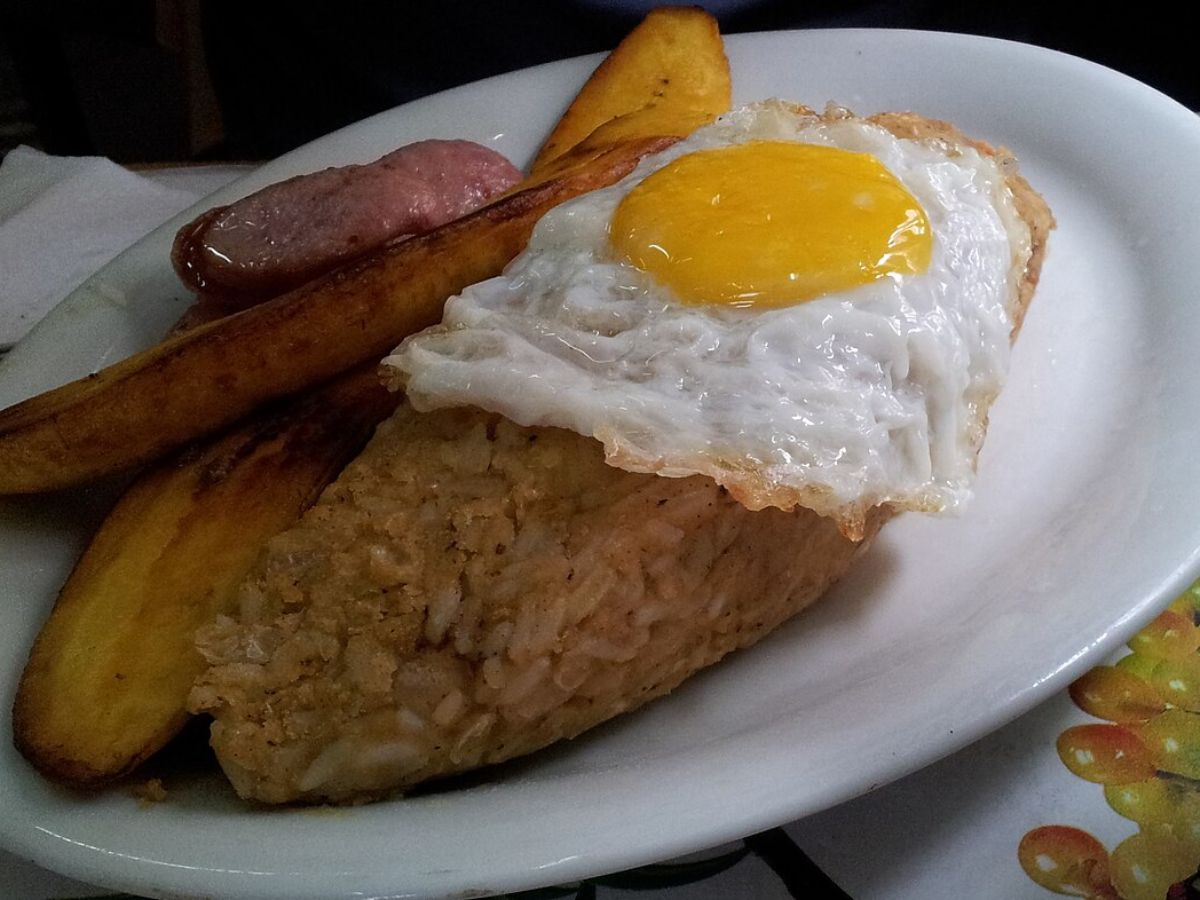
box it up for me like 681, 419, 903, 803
531, 6, 730, 174
12, 367, 398, 787
0, 137, 673, 495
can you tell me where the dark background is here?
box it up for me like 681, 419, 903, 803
1, 0, 1194, 164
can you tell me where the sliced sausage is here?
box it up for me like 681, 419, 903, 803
172, 139, 523, 308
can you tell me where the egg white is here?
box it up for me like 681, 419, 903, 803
384, 102, 1032, 536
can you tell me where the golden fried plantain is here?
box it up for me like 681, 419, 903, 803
12, 367, 398, 788
531, 6, 730, 174
0, 137, 673, 495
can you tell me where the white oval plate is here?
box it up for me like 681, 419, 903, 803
3, 29, 1200, 900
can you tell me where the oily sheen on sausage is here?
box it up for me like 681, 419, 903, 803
172, 140, 522, 307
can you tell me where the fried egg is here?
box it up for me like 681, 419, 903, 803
383, 102, 1032, 537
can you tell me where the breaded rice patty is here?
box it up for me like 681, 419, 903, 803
191, 404, 886, 803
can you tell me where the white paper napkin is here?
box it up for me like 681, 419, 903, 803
0, 146, 241, 348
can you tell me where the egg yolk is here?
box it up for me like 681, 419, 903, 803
610, 141, 932, 308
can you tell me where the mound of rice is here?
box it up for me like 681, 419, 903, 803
190, 402, 885, 804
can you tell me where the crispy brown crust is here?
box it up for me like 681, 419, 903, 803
867, 110, 1054, 336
